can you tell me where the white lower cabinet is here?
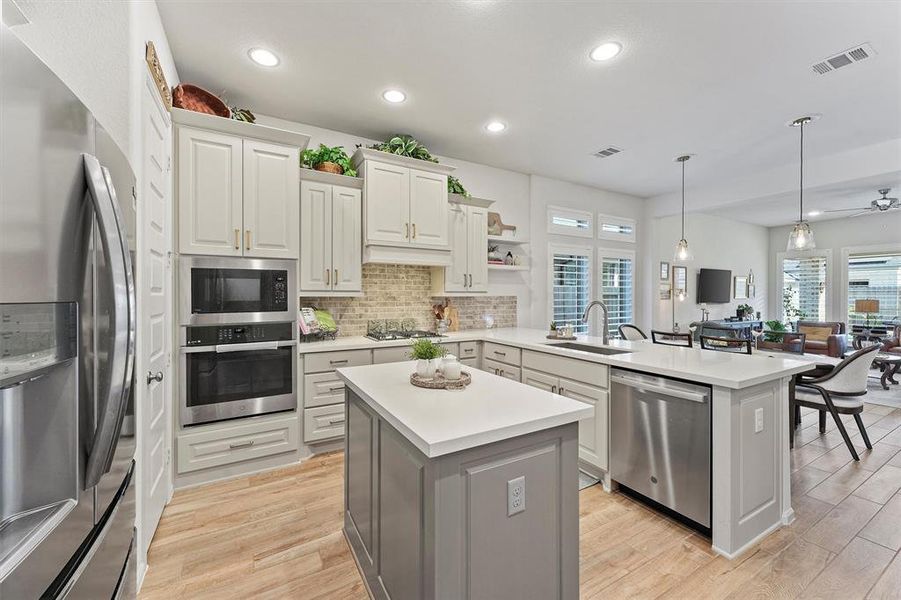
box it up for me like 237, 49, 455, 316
177, 414, 299, 474
520, 352, 609, 472
302, 349, 372, 443
483, 357, 521, 382
303, 404, 346, 443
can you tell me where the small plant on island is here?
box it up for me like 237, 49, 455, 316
301, 144, 357, 177
409, 338, 446, 361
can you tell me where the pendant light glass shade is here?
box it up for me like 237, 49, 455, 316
786, 117, 816, 251
673, 155, 693, 262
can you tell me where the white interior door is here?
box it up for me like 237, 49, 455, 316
137, 75, 173, 575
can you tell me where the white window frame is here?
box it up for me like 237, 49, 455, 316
547, 205, 594, 238
598, 248, 636, 339
548, 243, 594, 333
597, 213, 637, 243
840, 242, 901, 326
776, 249, 833, 323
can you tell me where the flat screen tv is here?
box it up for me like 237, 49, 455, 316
697, 268, 732, 303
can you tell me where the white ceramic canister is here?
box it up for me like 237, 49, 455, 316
442, 354, 462, 380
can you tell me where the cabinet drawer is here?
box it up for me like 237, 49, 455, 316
521, 367, 558, 393
483, 357, 521, 382
521, 350, 608, 388
177, 415, 299, 474
459, 341, 480, 359
483, 342, 521, 366
304, 372, 347, 408
461, 356, 479, 370
438, 342, 459, 357
305, 349, 371, 373
304, 404, 346, 443
373, 345, 412, 364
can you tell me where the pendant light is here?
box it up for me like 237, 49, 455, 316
787, 116, 816, 251
673, 154, 694, 262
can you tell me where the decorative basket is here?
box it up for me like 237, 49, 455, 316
410, 371, 472, 391
314, 162, 344, 175
172, 84, 229, 118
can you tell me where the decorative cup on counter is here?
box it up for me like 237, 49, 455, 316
416, 358, 440, 379
442, 354, 462, 380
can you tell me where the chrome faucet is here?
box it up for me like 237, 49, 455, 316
582, 300, 610, 344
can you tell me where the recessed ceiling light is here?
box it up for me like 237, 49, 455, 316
589, 42, 622, 62
382, 89, 406, 103
807, 210, 822, 217
248, 47, 279, 67
485, 121, 506, 133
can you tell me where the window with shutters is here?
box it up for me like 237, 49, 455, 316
597, 214, 636, 243
547, 206, 593, 238
549, 245, 592, 334
599, 250, 635, 339
779, 252, 830, 324
847, 252, 901, 327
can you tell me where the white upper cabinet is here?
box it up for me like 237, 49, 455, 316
364, 161, 410, 245
173, 109, 309, 259
408, 168, 448, 247
466, 206, 488, 292
177, 127, 243, 256
331, 186, 362, 291
444, 205, 469, 292
299, 172, 362, 294
299, 180, 332, 291
243, 140, 299, 259
431, 203, 489, 295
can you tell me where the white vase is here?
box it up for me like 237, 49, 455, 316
427, 358, 441, 378
416, 359, 432, 379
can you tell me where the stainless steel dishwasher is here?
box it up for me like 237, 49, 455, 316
610, 369, 711, 528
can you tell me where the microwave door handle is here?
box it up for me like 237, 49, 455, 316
82, 154, 136, 489
215, 341, 280, 353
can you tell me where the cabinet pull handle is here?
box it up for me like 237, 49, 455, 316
465, 273, 470, 287
334, 269, 338, 284
494, 368, 499, 375
500, 369, 505, 377
328, 386, 344, 392
559, 386, 565, 395
405, 223, 410, 239
464, 348, 473, 354
245, 230, 251, 250
326, 269, 330, 285
495, 351, 506, 357
330, 359, 348, 365
412, 223, 417, 239
551, 385, 557, 393
229, 440, 255, 449
234, 228, 240, 250
327, 417, 345, 425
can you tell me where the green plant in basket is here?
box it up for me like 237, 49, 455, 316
367, 134, 438, 163
300, 144, 357, 177
409, 338, 446, 361
448, 175, 470, 197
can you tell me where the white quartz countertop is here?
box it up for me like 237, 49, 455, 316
336, 361, 593, 458
304, 327, 822, 389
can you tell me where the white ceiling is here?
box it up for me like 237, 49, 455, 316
157, 1, 901, 200
705, 173, 901, 227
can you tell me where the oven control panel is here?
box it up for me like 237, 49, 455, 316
184, 322, 294, 346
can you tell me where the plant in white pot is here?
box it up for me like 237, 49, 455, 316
409, 339, 446, 380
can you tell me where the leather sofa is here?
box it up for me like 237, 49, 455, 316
794, 320, 848, 358
883, 325, 901, 357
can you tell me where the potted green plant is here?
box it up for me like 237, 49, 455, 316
448, 175, 470, 197
763, 320, 788, 343
549, 321, 557, 337
300, 144, 357, 177
737, 303, 754, 319
409, 338, 446, 379
366, 134, 438, 163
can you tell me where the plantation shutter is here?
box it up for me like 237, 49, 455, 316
847, 253, 901, 327
600, 254, 634, 339
552, 250, 591, 334
782, 256, 827, 322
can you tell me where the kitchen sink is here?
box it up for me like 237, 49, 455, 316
545, 342, 631, 356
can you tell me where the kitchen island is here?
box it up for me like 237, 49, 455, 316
336, 361, 592, 600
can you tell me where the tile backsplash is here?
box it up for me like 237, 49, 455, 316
303, 264, 517, 337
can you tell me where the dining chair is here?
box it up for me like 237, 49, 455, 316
699, 335, 752, 354
618, 324, 647, 341
791, 344, 880, 461
651, 330, 693, 347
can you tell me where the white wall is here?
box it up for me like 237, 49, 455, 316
767, 211, 901, 323
528, 175, 646, 332
650, 213, 769, 330
255, 113, 535, 326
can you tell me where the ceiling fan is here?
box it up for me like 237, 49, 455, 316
822, 188, 900, 217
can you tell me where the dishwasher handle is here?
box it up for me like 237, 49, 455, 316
611, 374, 709, 404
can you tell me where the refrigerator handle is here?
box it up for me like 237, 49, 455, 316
82, 154, 136, 489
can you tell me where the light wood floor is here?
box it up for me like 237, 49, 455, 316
141, 403, 901, 599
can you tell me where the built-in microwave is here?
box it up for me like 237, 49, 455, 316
179, 256, 296, 326
179, 322, 296, 426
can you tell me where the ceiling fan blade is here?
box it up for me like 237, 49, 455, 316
823, 206, 870, 213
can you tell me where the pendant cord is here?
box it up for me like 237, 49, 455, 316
681, 159, 686, 239
799, 120, 804, 222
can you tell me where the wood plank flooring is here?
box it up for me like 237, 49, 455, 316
141, 403, 901, 599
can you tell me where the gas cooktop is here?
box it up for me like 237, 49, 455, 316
366, 330, 443, 342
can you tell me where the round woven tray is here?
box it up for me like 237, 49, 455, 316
410, 370, 472, 390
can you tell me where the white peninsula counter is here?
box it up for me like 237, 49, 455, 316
336, 362, 591, 600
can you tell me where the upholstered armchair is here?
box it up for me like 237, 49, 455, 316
883, 324, 901, 357
795, 320, 848, 358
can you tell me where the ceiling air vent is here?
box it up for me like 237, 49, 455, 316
811, 43, 875, 75
593, 146, 623, 158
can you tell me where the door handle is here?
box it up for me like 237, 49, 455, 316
146, 371, 164, 384
245, 230, 251, 250
234, 228, 240, 250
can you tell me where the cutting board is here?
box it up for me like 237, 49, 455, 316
445, 305, 460, 332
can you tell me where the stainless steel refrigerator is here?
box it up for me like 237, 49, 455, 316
1, 24, 138, 599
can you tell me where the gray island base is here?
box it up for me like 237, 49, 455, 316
338, 362, 592, 600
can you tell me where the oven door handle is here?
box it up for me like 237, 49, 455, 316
215, 341, 281, 353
